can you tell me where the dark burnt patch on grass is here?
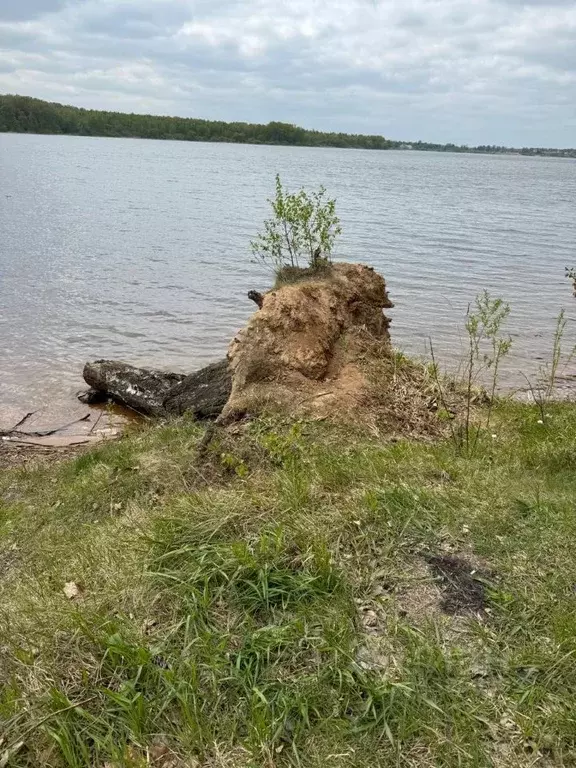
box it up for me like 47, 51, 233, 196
424, 553, 494, 615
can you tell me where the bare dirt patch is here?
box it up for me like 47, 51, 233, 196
0, 407, 126, 470
396, 558, 445, 622
0, 440, 91, 470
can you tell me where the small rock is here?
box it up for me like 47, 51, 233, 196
63, 581, 83, 600
362, 609, 379, 628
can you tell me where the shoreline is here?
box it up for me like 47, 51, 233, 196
2, 94, 575, 158
4, 129, 576, 160
2, 377, 574, 471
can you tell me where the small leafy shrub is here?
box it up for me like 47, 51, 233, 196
565, 266, 576, 297
257, 422, 305, 467
430, 291, 512, 455
250, 174, 341, 275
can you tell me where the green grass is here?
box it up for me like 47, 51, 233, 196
1, 402, 576, 767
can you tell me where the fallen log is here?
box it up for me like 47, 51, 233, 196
81, 359, 231, 419
163, 360, 232, 418
82, 361, 185, 416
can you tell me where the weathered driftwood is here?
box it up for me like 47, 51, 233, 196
82, 361, 185, 416
81, 359, 231, 418
247, 290, 264, 308
0, 412, 91, 439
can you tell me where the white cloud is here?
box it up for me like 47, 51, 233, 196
0, 0, 575, 145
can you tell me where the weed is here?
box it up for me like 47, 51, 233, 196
523, 309, 576, 423
430, 291, 511, 456
565, 265, 576, 297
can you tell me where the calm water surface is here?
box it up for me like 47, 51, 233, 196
1, 133, 575, 423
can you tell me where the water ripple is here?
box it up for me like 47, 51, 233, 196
1, 135, 575, 415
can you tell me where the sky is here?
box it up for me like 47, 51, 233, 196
0, 0, 575, 147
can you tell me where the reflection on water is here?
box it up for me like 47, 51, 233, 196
1, 133, 575, 425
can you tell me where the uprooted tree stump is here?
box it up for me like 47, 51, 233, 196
80, 263, 446, 436
80, 263, 393, 421
220, 262, 394, 422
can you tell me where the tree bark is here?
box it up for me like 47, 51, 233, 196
163, 360, 232, 418
82, 359, 231, 418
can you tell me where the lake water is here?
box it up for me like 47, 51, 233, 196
1, 133, 575, 426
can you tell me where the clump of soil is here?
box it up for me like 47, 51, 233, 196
274, 261, 333, 287
221, 262, 449, 436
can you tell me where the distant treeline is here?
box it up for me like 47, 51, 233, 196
1, 94, 574, 158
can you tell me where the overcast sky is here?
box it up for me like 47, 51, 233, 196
0, 0, 575, 147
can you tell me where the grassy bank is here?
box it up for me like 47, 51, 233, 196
1, 398, 576, 767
